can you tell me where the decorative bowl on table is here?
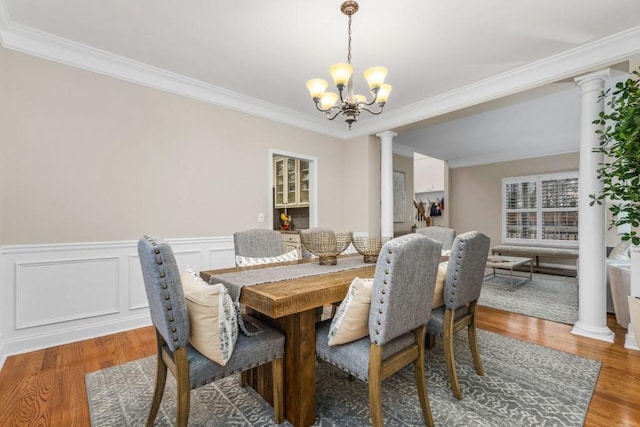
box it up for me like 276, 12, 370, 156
300, 231, 352, 265
352, 235, 390, 263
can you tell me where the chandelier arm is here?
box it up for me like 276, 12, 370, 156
362, 87, 380, 106
326, 109, 342, 120
359, 104, 385, 115
313, 100, 340, 114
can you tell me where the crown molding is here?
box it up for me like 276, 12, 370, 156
0, 18, 345, 139
1, 1, 639, 142
351, 25, 640, 138
448, 149, 580, 169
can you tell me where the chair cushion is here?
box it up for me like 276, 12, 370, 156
316, 319, 415, 381
427, 305, 469, 336
328, 277, 374, 346
181, 268, 238, 366
166, 315, 285, 388
235, 248, 298, 267
432, 262, 448, 309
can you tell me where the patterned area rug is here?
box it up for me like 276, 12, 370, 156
86, 330, 599, 426
479, 271, 578, 324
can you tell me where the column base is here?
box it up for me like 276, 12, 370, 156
624, 333, 640, 350
571, 321, 614, 343
624, 321, 640, 351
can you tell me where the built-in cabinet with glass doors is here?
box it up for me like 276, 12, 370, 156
274, 157, 310, 208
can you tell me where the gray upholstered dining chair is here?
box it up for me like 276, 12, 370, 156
416, 226, 456, 251
427, 230, 490, 400
234, 228, 284, 259
137, 236, 285, 426
315, 234, 442, 427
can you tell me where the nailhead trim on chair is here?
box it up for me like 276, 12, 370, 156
144, 235, 183, 348
449, 235, 467, 305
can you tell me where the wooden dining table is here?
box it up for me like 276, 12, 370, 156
200, 256, 376, 427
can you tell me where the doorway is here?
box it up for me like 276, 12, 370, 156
268, 149, 318, 231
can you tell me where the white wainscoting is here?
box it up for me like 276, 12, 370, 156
0, 236, 235, 369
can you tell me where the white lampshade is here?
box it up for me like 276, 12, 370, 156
376, 84, 392, 103
306, 79, 328, 99
320, 92, 339, 110
329, 63, 354, 86
364, 66, 387, 89
354, 94, 366, 104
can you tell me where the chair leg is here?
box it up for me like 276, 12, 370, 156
368, 345, 384, 427
426, 332, 436, 349
443, 309, 462, 400
413, 326, 434, 427
146, 350, 168, 427
468, 302, 484, 376
272, 357, 284, 424
174, 347, 191, 427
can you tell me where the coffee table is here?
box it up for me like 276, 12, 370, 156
485, 255, 533, 290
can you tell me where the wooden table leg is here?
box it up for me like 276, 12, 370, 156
250, 309, 317, 427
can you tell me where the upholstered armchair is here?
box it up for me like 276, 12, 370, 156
137, 236, 285, 426
427, 230, 490, 400
315, 234, 442, 427
416, 226, 456, 251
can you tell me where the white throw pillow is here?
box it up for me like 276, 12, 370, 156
328, 277, 374, 346
235, 248, 298, 267
432, 261, 448, 309
181, 268, 238, 366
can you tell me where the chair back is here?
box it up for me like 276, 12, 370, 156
416, 226, 456, 250
137, 236, 190, 352
368, 234, 442, 346
444, 231, 491, 310
234, 229, 284, 258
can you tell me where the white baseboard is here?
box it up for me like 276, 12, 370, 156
0, 236, 235, 370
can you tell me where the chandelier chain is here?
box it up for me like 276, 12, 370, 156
347, 14, 352, 64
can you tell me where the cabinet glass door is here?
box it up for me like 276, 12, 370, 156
298, 160, 310, 205
287, 158, 297, 205
274, 158, 285, 206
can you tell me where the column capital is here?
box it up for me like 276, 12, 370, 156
376, 130, 398, 140
574, 68, 611, 87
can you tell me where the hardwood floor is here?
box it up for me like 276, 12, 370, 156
0, 308, 639, 426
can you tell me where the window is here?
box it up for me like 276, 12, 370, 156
503, 172, 578, 246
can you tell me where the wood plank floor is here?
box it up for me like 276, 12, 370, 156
0, 308, 639, 426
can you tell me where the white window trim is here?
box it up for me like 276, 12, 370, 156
502, 171, 579, 247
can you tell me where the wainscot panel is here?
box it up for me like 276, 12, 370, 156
0, 236, 235, 369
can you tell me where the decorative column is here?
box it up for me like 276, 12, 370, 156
572, 69, 614, 343
377, 131, 397, 240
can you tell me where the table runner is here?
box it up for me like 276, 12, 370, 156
208, 255, 372, 301
207, 256, 373, 335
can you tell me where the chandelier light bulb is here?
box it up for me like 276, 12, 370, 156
364, 66, 388, 90
320, 92, 339, 109
329, 63, 354, 87
376, 84, 392, 103
306, 79, 328, 99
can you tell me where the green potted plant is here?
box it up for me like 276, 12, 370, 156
590, 68, 640, 244
590, 67, 640, 346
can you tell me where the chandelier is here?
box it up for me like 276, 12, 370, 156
306, 1, 392, 129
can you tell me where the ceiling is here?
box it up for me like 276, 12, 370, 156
1, 1, 640, 165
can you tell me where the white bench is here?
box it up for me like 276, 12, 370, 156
490, 245, 579, 276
